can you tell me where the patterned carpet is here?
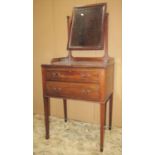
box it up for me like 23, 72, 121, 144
34, 115, 121, 155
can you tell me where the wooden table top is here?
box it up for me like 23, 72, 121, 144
42, 57, 114, 68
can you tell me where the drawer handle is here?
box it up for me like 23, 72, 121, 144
80, 73, 90, 78
52, 88, 62, 92
51, 72, 60, 78
81, 89, 91, 94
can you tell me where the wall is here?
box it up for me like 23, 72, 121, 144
34, 0, 122, 127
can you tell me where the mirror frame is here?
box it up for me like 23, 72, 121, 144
67, 3, 107, 50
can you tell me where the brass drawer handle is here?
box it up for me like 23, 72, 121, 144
52, 88, 62, 92
80, 73, 90, 78
51, 72, 60, 78
81, 89, 91, 94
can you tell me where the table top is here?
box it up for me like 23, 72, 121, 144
41, 57, 114, 68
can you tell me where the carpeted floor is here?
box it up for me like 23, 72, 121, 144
34, 115, 121, 155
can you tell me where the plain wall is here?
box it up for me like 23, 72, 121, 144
34, 0, 122, 127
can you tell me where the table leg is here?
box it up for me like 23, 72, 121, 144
104, 100, 107, 126
109, 93, 113, 130
43, 97, 50, 139
63, 99, 67, 122
100, 102, 106, 152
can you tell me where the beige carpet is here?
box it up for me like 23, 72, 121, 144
34, 115, 121, 155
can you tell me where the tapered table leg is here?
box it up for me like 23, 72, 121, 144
43, 97, 50, 139
63, 99, 67, 122
109, 93, 113, 130
100, 103, 106, 152
104, 100, 107, 126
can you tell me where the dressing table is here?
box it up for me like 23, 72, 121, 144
41, 3, 114, 152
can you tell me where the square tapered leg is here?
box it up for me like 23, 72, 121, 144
100, 103, 106, 152
63, 99, 67, 122
43, 97, 50, 139
109, 93, 113, 130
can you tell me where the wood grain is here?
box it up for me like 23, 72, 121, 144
46, 69, 99, 83
45, 81, 99, 101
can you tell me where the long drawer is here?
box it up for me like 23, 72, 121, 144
45, 69, 99, 83
45, 81, 100, 101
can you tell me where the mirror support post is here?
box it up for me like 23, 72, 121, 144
103, 13, 109, 62
67, 16, 73, 63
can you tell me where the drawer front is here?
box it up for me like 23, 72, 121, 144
45, 69, 99, 83
45, 81, 99, 101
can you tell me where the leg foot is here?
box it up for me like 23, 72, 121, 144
45, 135, 49, 139
100, 146, 103, 152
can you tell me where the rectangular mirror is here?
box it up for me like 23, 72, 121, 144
68, 3, 106, 50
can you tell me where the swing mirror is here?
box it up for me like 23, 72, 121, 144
68, 3, 106, 50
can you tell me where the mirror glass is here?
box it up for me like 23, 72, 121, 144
68, 4, 106, 50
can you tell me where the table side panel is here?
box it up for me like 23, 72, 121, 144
104, 64, 114, 98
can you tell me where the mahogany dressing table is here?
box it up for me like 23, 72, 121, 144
41, 3, 114, 152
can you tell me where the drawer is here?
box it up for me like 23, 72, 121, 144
45, 69, 99, 83
45, 81, 100, 101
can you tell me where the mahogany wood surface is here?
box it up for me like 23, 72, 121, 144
109, 93, 113, 130
45, 69, 100, 83
100, 103, 105, 152
41, 61, 114, 152
41, 3, 114, 152
45, 81, 99, 101
43, 97, 50, 139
